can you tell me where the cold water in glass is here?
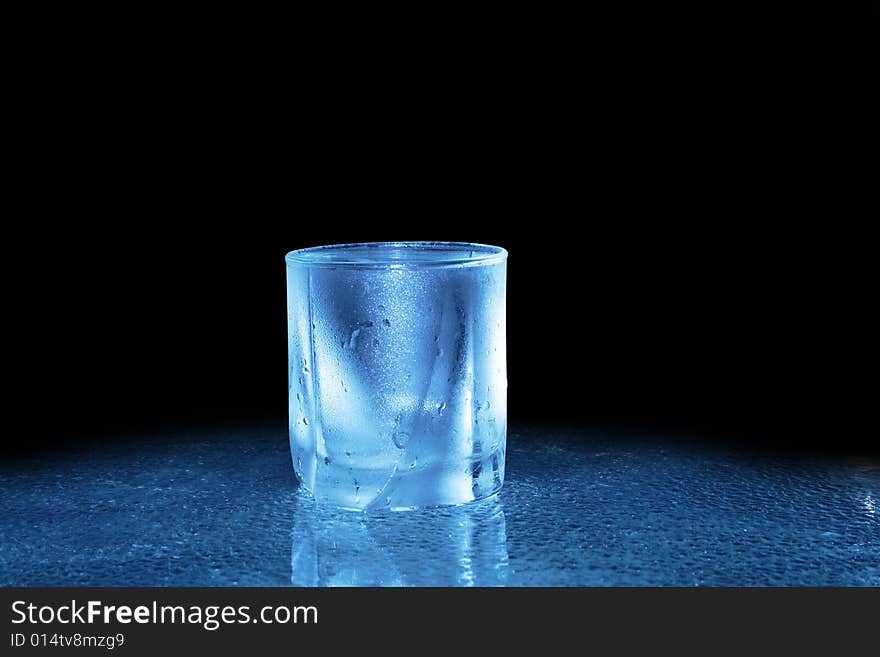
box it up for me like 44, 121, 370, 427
286, 242, 507, 510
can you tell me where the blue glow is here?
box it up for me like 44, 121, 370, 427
286, 242, 508, 510
291, 489, 508, 586
1, 428, 877, 586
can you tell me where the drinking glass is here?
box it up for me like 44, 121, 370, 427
286, 242, 507, 510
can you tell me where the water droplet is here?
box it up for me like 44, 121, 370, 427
302, 366, 310, 375
434, 335, 439, 342
296, 392, 301, 402
302, 417, 309, 425
436, 348, 444, 357
299, 376, 304, 386
353, 478, 359, 486
437, 402, 446, 416
372, 338, 379, 347
344, 451, 351, 457
392, 432, 410, 449
297, 457, 302, 470
410, 458, 418, 469
382, 318, 390, 327
347, 321, 374, 349
324, 456, 331, 465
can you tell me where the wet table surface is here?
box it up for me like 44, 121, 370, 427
2, 426, 878, 586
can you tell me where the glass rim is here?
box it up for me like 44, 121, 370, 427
285, 241, 508, 269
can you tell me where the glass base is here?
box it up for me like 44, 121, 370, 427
293, 443, 506, 512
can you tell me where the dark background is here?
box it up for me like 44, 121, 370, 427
34, 218, 765, 441
8, 38, 846, 457
16, 180, 813, 454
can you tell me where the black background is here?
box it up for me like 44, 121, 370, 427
15, 170, 813, 454
34, 218, 764, 440
8, 39, 847, 457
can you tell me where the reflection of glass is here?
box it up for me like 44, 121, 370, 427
290, 488, 508, 586
286, 242, 507, 510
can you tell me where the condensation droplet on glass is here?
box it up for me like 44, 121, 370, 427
438, 402, 446, 416
324, 456, 331, 465
302, 417, 309, 425
383, 318, 391, 327
392, 432, 409, 449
